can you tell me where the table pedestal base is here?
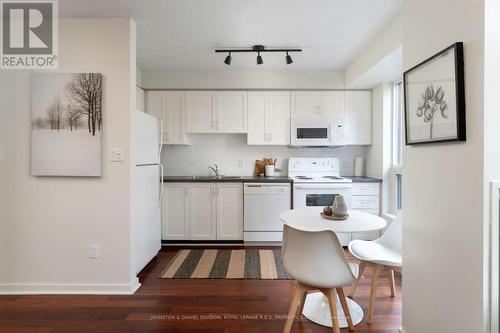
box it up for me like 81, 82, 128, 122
302, 292, 364, 328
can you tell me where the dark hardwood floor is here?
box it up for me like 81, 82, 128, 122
0, 246, 401, 332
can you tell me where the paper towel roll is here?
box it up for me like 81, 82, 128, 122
354, 157, 365, 177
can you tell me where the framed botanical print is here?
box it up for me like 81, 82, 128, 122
403, 42, 466, 145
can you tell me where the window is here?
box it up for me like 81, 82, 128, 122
392, 81, 403, 211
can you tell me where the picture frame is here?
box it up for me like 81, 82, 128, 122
403, 42, 466, 145
31, 73, 103, 177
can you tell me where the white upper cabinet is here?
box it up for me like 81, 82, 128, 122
146, 91, 163, 119
216, 183, 243, 240
185, 91, 247, 133
185, 91, 217, 133
136, 87, 145, 112
291, 91, 344, 121
216, 91, 247, 133
146, 91, 187, 145
164, 92, 186, 144
345, 91, 372, 145
247, 92, 268, 144
247, 91, 290, 145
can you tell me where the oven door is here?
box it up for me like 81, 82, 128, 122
291, 122, 331, 146
293, 183, 352, 209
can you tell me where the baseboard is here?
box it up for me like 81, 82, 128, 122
0, 278, 141, 295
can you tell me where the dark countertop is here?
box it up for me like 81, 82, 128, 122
163, 176, 293, 183
345, 176, 383, 183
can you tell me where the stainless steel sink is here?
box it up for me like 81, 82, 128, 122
190, 176, 241, 180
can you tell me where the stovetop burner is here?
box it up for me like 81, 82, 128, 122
323, 176, 343, 180
296, 176, 313, 180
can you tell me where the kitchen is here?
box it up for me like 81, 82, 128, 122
4, 0, 497, 332
140, 89, 383, 246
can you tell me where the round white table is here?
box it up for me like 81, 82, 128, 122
280, 208, 387, 328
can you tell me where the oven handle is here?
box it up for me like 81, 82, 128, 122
294, 184, 352, 189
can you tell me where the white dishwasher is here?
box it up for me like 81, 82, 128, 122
244, 183, 291, 242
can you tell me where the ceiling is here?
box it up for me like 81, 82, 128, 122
59, 0, 401, 71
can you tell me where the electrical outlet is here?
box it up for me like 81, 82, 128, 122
111, 148, 124, 162
238, 160, 244, 168
89, 244, 99, 259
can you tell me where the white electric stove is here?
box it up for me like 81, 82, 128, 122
289, 157, 353, 245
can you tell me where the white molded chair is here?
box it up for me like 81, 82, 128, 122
348, 211, 402, 324
281, 224, 357, 333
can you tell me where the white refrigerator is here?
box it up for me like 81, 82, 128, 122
132, 111, 162, 274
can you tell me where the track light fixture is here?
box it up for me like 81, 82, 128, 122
215, 45, 301, 66
224, 52, 232, 65
256, 51, 263, 65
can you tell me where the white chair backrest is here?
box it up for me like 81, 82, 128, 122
281, 224, 355, 288
376, 210, 402, 254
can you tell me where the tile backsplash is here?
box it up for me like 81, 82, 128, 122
161, 134, 366, 177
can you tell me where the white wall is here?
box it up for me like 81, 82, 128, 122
162, 134, 366, 177
142, 68, 345, 89
401, 0, 486, 332
0, 18, 138, 294
484, 1, 500, 328
345, 16, 402, 88
366, 84, 393, 214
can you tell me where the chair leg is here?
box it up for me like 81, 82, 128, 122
297, 290, 308, 318
323, 288, 341, 333
389, 269, 396, 297
367, 264, 381, 324
282, 283, 305, 333
349, 260, 367, 298
336, 287, 355, 331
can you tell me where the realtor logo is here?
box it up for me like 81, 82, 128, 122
1, 0, 58, 69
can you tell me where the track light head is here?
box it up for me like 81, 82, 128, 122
286, 52, 293, 65
224, 52, 232, 65
256, 52, 263, 65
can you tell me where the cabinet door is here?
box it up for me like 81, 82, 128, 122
322, 91, 345, 121
162, 184, 189, 240
268, 91, 291, 145
146, 91, 163, 119
188, 184, 217, 240
291, 91, 323, 119
136, 87, 145, 112
247, 92, 268, 145
216, 91, 247, 133
164, 92, 187, 144
345, 91, 372, 145
185, 92, 216, 133
216, 183, 243, 240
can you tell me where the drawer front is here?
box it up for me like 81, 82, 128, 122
352, 196, 379, 209
352, 183, 380, 196
352, 230, 381, 241
351, 208, 380, 215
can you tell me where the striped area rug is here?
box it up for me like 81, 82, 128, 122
160, 249, 292, 279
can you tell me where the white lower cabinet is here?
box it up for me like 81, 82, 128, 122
350, 182, 381, 241
216, 183, 243, 240
162, 183, 189, 240
162, 182, 243, 241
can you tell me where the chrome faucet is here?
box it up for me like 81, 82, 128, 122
208, 163, 219, 177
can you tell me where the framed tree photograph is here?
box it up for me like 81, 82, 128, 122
31, 73, 103, 177
403, 42, 466, 145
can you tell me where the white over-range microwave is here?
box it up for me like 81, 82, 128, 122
291, 121, 345, 146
